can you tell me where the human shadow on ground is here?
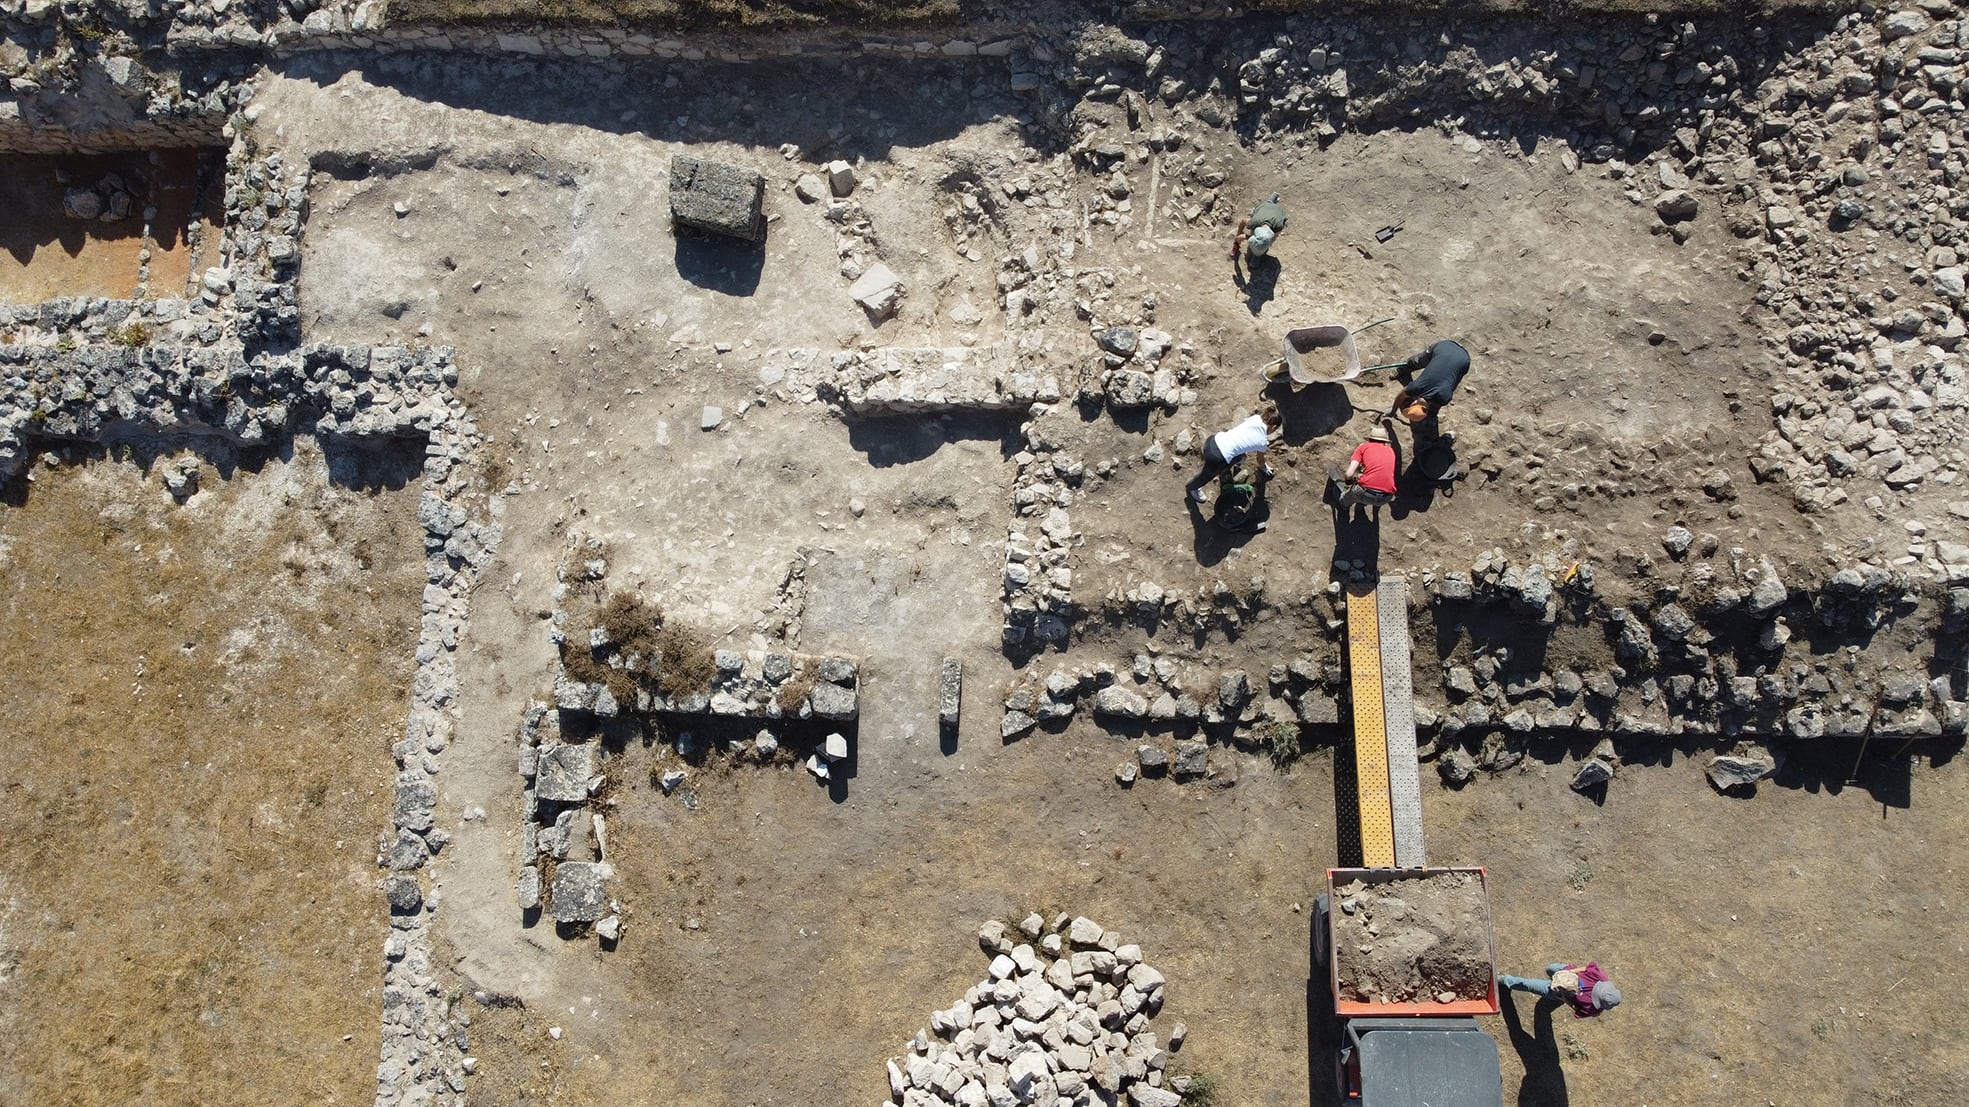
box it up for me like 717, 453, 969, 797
1499, 994, 1571, 1107
1390, 415, 1459, 518
673, 230, 765, 295
1234, 253, 1280, 315
1264, 379, 1356, 446
1185, 480, 1268, 567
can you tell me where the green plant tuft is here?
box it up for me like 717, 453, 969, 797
1180, 1071, 1219, 1107
1255, 719, 1302, 767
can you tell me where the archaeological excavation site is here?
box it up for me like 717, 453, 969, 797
6, 0, 1969, 1104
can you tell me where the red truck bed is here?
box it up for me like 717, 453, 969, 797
1325, 866, 1501, 1018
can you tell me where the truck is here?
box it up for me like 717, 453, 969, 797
1313, 866, 1503, 1107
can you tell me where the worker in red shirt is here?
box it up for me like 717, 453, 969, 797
1331, 423, 1398, 513
1500, 962, 1623, 1018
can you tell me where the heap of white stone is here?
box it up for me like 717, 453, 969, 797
885, 914, 1185, 1107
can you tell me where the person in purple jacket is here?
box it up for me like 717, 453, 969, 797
1498, 961, 1622, 1017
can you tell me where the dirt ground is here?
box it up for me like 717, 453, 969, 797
229, 43, 1969, 1107
265, 48, 1862, 626
0, 439, 423, 1107
439, 729, 1969, 1107
1433, 746, 1969, 1107
0, 148, 221, 303
11, 13, 1969, 1107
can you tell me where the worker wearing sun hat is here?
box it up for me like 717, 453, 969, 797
1499, 961, 1623, 1018
1232, 194, 1289, 261
1330, 421, 1399, 513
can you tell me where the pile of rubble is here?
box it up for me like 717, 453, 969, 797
1003, 464, 1078, 652
1002, 655, 1269, 737
1088, 324, 1188, 412
0, 339, 461, 484
809, 345, 1062, 415
59, 171, 139, 222
887, 914, 1187, 1107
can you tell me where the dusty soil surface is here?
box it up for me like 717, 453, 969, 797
226, 39, 1969, 1107
438, 732, 1969, 1107
456, 733, 1332, 1106
271, 52, 1836, 580
0, 148, 221, 303
1331, 870, 1491, 1004
1429, 747, 1969, 1107
14, 6, 1969, 1106
0, 439, 423, 1107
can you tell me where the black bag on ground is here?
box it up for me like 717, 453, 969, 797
1214, 478, 1269, 532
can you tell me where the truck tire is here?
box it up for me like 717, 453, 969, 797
1312, 893, 1331, 969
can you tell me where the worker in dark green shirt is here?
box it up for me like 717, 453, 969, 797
1233, 194, 1288, 261
1391, 339, 1471, 424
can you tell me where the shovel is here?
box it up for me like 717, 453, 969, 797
1374, 220, 1405, 243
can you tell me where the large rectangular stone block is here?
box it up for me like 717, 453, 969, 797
535, 741, 596, 803
669, 154, 764, 242
550, 861, 609, 923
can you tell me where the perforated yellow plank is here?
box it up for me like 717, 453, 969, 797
1346, 581, 1396, 867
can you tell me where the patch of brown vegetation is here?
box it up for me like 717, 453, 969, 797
558, 589, 716, 702
776, 675, 814, 714
650, 619, 717, 697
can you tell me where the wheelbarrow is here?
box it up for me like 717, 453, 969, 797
1260, 317, 1402, 385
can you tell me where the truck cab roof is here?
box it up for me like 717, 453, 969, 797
1348, 1018, 1503, 1107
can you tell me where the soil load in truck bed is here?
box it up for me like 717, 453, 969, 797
1333, 871, 1492, 1004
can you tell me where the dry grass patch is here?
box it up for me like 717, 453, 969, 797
0, 442, 423, 1107
560, 589, 716, 701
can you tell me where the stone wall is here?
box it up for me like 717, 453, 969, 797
997, 539, 1969, 762
0, 141, 488, 1107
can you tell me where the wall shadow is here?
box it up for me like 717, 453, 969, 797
273, 49, 1055, 165
844, 411, 1022, 467
0, 148, 219, 274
